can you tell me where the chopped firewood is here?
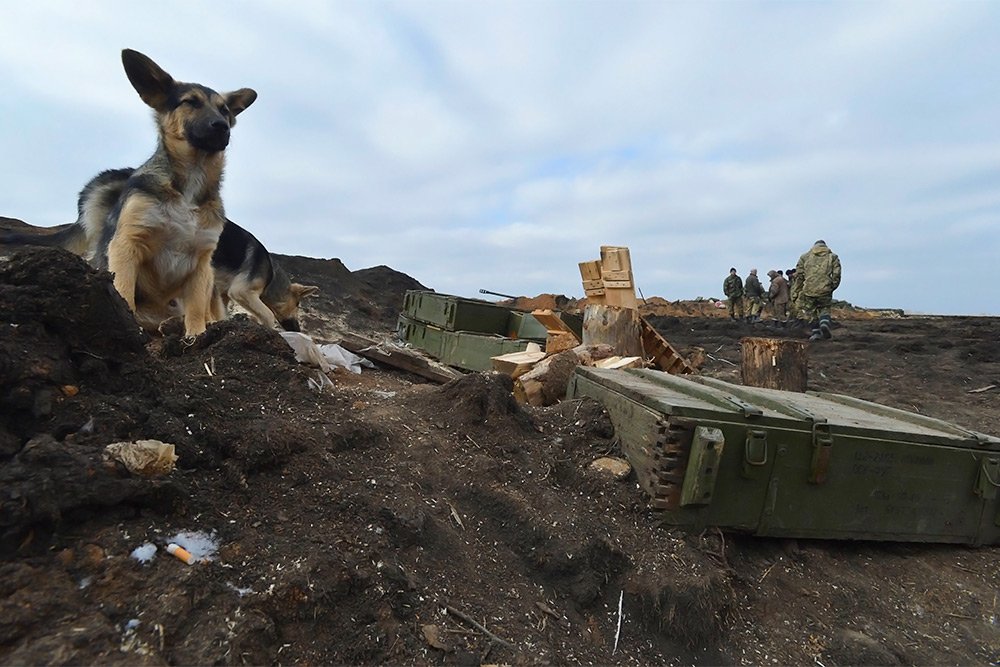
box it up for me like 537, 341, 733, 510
491, 347, 546, 379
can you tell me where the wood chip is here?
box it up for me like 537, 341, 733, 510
421, 624, 448, 651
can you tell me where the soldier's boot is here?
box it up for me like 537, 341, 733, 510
808, 320, 823, 341
819, 316, 833, 339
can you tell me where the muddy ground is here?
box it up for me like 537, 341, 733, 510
1, 244, 999, 666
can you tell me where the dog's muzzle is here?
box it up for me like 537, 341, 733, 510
280, 318, 301, 332
189, 121, 231, 152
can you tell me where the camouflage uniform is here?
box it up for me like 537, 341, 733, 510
744, 270, 765, 321
793, 241, 842, 340
786, 269, 801, 320
723, 271, 744, 319
766, 271, 789, 321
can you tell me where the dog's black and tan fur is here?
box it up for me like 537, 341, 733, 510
1, 50, 325, 333
2, 168, 319, 332
210, 220, 319, 331
98, 49, 257, 337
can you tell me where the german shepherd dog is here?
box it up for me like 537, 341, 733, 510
2, 168, 320, 332
102, 49, 256, 337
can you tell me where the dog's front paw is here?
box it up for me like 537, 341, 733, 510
158, 316, 185, 337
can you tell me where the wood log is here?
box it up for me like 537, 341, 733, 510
514, 343, 615, 406
582, 304, 643, 357
339, 332, 462, 384
530, 308, 582, 355
740, 337, 808, 392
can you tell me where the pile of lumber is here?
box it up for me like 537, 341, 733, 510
492, 245, 695, 406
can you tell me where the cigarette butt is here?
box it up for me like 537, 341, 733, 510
166, 543, 195, 564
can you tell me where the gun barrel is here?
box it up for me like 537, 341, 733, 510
478, 289, 518, 300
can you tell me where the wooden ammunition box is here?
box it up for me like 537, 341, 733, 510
567, 367, 1000, 545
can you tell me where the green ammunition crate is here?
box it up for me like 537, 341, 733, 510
441, 331, 532, 372
567, 367, 1000, 545
398, 314, 533, 372
396, 315, 448, 359
506, 311, 548, 341
402, 290, 512, 334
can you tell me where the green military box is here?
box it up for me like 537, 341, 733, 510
402, 290, 512, 334
398, 314, 533, 372
567, 367, 1000, 545
440, 331, 532, 372
396, 315, 448, 359
506, 311, 548, 341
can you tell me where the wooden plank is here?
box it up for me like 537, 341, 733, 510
605, 291, 637, 309
599, 246, 632, 273
491, 348, 546, 379
601, 270, 632, 282
639, 317, 695, 375
578, 260, 603, 281
339, 332, 462, 384
594, 356, 643, 370
579, 259, 605, 305
530, 309, 577, 336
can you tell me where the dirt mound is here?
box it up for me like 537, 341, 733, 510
502, 293, 580, 313
275, 254, 426, 340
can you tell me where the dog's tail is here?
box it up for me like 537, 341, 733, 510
1, 167, 135, 259
0, 223, 89, 255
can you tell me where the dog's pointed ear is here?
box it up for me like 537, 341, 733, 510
121, 49, 176, 111
291, 284, 320, 300
225, 88, 258, 117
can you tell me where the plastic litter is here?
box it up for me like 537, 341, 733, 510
280, 331, 374, 374
104, 440, 177, 476
167, 530, 219, 563
130, 543, 157, 564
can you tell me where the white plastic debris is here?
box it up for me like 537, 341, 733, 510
281, 331, 330, 369
130, 543, 157, 564
280, 331, 374, 374
167, 530, 219, 563
104, 440, 178, 477
319, 343, 374, 374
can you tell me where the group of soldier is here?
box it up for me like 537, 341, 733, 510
722, 240, 842, 341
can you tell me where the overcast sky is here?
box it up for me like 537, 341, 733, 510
2, 1, 998, 315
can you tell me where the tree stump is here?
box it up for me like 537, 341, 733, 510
582, 304, 643, 357
740, 337, 808, 392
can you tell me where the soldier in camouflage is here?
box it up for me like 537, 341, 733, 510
723, 268, 744, 320
793, 240, 842, 341
743, 268, 765, 322
766, 270, 789, 321
786, 268, 801, 323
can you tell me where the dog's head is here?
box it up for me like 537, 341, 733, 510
271, 283, 321, 332
121, 49, 257, 154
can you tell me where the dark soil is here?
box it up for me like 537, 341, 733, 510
1, 246, 998, 666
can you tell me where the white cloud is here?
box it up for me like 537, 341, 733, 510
1, 0, 999, 315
